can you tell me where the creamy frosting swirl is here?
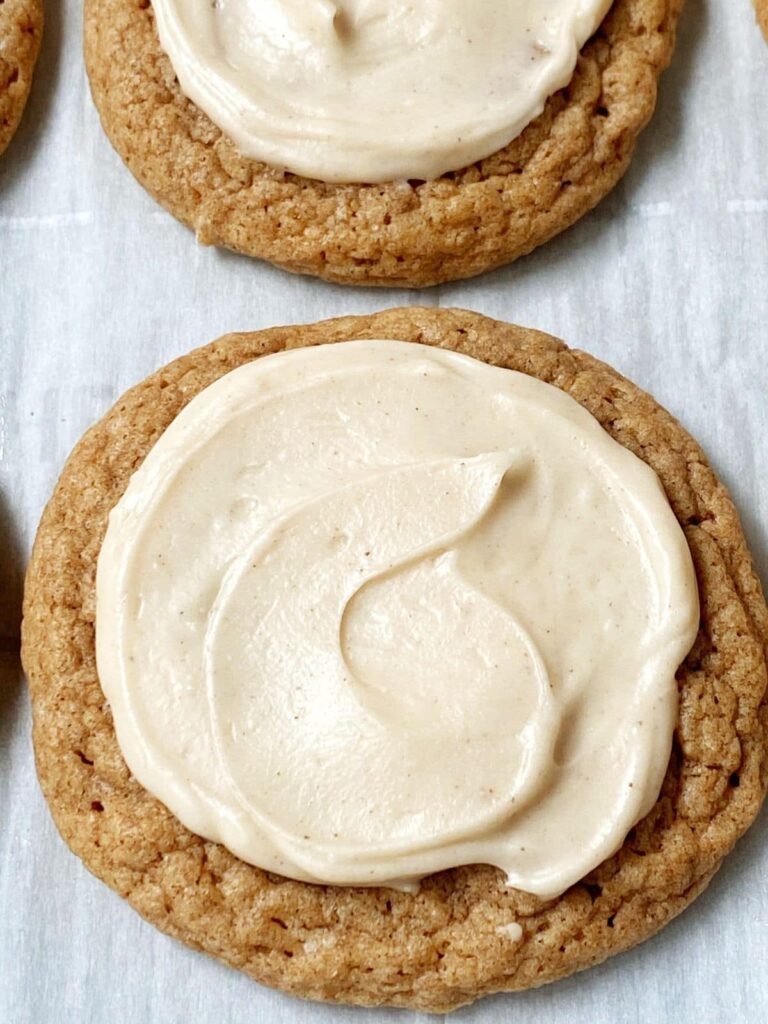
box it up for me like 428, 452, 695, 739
150, 0, 614, 182
96, 340, 699, 897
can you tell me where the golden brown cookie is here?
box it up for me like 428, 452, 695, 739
756, 0, 768, 42
84, 1, 682, 287
0, 0, 43, 158
22, 308, 768, 1012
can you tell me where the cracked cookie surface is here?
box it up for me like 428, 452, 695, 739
84, 0, 681, 287
22, 307, 768, 1012
0, 0, 42, 157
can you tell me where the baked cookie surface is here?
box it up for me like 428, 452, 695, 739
23, 307, 768, 1012
0, 0, 42, 158
84, 0, 681, 287
757, 0, 768, 41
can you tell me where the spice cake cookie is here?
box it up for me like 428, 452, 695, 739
0, 0, 43, 158
22, 308, 768, 1011
756, 0, 768, 42
84, 1, 682, 287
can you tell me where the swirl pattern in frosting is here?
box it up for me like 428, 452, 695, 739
96, 340, 699, 897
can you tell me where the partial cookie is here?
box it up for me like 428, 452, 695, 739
84, 1, 682, 287
22, 308, 768, 1012
757, 0, 768, 42
0, 0, 43, 158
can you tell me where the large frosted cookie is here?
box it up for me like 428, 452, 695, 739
84, 1, 682, 287
0, 0, 42, 157
22, 308, 768, 1011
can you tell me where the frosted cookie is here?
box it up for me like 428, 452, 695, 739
84, 1, 682, 287
0, 0, 42, 157
23, 308, 768, 1012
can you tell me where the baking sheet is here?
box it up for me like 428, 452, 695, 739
2, 2, 767, 1021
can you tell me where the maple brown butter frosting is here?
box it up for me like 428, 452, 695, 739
95, 341, 699, 897
150, 0, 614, 182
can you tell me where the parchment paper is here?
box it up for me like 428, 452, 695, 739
1, 2, 767, 1021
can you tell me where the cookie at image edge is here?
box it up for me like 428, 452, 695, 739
22, 308, 768, 1012
84, 0, 682, 287
756, 0, 768, 42
0, 0, 43, 158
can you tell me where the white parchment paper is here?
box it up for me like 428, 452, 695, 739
1, 2, 767, 1021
